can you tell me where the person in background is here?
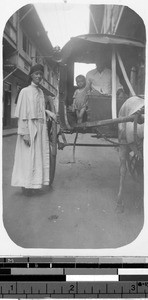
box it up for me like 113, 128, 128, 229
11, 64, 56, 196
72, 74, 90, 124
86, 56, 125, 100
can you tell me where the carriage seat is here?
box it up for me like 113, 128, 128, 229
86, 94, 126, 122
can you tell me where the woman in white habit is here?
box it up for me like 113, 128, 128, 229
11, 64, 56, 196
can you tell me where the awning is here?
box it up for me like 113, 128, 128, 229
61, 34, 145, 63
76, 34, 145, 47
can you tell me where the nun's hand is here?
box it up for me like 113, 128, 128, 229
45, 110, 57, 122
23, 134, 31, 147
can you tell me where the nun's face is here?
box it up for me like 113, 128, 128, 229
31, 71, 43, 85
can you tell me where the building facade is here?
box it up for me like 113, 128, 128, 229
89, 4, 146, 97
3, 4, 59, 128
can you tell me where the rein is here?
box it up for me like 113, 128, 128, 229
96, 128, 130, 146
96, 113, 143, 158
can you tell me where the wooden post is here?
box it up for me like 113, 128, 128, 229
130, 66, 136, 96
112, 47, 117, 119
117, 52, 136, 96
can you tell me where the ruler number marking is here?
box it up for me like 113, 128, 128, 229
131, 284, 135, 291
69, 284, 75, 293
130, 284, 136, 293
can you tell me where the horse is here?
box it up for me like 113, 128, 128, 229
116, 96, 144, 213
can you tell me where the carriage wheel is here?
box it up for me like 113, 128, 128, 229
127, 151, 143, 181
47, 101, 57, 186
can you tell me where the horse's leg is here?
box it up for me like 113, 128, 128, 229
116, 144, 128, 213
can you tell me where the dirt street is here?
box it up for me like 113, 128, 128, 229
3, 133, 143, 249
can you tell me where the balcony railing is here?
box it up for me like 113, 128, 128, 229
4, 22, 17, 44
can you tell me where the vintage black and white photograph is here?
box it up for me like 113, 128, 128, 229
2, 1, 146, 249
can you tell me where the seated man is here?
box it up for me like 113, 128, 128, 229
86, 56, 125, 100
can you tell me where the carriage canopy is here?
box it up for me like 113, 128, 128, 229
61, 34, 145, 64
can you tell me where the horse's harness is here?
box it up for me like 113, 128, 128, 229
96, 106, 144, 159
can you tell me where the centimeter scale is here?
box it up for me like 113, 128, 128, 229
0, 256, 148, 298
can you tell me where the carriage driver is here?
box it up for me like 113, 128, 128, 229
86, 55, 125, 101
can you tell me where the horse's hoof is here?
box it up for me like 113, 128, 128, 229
115, 203, 124, 213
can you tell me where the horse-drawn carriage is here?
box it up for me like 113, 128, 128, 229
48, 34, 145, 211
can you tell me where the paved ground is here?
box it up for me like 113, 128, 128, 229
3, 133, 144, 249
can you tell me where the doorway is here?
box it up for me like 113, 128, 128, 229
3, 90, 11, 128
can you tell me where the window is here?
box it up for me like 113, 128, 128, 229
29, 43, 32, 58
47, 71, 50, 82
22, 33, 28, 54
9, 14, 17, 28
74, 62, 95, 85
22, 32, 32, 57
46, 66, 50, 82
35, 49, 42, 64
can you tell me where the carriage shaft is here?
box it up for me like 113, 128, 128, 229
74, 114, 138, 129
63, 143, 118, 147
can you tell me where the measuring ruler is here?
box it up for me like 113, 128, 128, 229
0, 256, 148, 298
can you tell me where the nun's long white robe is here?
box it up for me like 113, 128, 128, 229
11, 82, 49, 189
